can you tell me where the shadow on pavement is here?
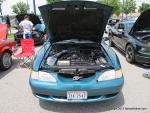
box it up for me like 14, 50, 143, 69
0, 59, 19, 79
39, 92, 124, 113
112, 45, 150, 69
0, 58, 30, 79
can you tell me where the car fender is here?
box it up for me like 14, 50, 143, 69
32, 42, 51, 71
101, 42, 121, 70
0, 45, 13, 57
125, 36, 139, 51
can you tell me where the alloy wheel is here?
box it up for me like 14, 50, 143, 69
126, 45, 135, 63
2, 52, 12, 69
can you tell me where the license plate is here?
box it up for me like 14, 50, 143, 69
67, 91, 87, 100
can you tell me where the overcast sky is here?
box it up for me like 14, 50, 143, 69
1, 0, 150, 15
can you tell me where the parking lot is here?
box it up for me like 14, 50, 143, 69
0, 40, 150, 113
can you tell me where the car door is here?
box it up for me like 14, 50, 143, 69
119, 24, 129, 51
111, 23, 120, 46
115, 23, 126, 50
111, 23, 124, 48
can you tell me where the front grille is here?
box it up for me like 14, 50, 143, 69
59, 73, 94, 79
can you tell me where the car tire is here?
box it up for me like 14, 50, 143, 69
0, 51, 12, 70
125, 45, 135, 63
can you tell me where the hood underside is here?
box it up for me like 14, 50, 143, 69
39, 1, 113, 43
16, 14, 41, 26
130, 9, 150, 34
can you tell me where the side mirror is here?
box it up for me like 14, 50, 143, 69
118, 29, 124, 35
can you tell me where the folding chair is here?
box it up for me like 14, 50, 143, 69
14, 39, 35, 68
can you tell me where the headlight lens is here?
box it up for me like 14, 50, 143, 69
31, 71, 56, 83
97, 69, 123, 82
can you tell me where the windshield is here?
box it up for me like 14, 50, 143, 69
126, 22, 134, 33
108, 19, 119, 26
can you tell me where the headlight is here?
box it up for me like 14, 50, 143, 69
31, 71, 56, 83
97, 69, 123, 82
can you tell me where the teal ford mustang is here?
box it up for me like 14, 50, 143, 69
29, 1, 124, 103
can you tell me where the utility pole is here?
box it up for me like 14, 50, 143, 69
122, 0, 125, 19
0, 4, 2, 16
0, 0, 3, 21
26, 0, 29, 13
33, 0, 36, 15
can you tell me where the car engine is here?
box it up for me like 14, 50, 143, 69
57, 49, 107, 66
46, 44, 107, 67
43, 43, 110, 78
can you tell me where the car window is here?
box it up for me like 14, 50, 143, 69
108, 19, 120, 26
126, 22, 134, 33
118, 23, 125, 30
114, 23, 118, 29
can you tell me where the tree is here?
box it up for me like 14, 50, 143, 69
47, 0, 61, 4
139, 3, 150, 13
11, 1, 29, 14
123, 0, 136, 15
97, 0, 121, 16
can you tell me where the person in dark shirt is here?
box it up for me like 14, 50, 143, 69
6, 15, 11, 33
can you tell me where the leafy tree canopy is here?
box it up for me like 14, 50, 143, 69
47, 0, 61, 4
97, 0, 121, 16
11, 1, 29, 15
123, 0, 136, 15
139, 3, 150, 13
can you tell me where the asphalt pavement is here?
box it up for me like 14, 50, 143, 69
0, 38, 150, 113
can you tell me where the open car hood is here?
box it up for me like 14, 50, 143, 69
39, 1, 112, 43
16, 14, 41, 26
130, 9, 150, 34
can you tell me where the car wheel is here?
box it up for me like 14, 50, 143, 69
0, 51, 12, 70
125, 45, 135, 63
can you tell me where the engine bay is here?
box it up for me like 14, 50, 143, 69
46, 43, 108, 67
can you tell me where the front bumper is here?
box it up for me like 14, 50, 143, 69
29, 76, 124, 103
135, 52, 150, 64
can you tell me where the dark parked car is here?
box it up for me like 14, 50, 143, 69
14, 14, 46, 45
108, 9, 150, 64
29, 1, 124, 103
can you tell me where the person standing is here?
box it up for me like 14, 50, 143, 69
6, 15, 11, 33
19, 15, 33, 39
